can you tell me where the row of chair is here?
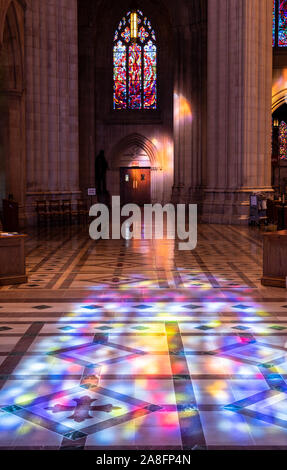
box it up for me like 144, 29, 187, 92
36, 199, 89, 226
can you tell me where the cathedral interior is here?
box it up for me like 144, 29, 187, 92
0, 0, 287, 452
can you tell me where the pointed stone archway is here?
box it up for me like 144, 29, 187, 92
108, 133, 164, 204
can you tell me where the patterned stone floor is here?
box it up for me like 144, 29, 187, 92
0, 224, 287, 449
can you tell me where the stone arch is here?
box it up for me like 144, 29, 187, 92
0, 0, 25, 44
107, 133, 164, 203
110, 133, 162, 170
0, 0, 24, 90
272, 89, 287, 113
78, 0, 173, 198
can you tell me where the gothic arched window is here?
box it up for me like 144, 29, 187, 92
273, 0, 287, 47
279, 121, 287, 160
113, 10, 157, 110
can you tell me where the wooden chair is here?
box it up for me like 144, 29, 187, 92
62, 199, 72, 225
49, 200, 62, 225
72, 199, 89, 224
36, 201, 47, 226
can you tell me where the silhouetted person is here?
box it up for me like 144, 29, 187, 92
95, 150, 109, 195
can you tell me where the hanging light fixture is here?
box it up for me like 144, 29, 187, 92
130, 8, 138, 42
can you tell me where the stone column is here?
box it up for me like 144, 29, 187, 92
172, 24, 192, 203
0, 0, 26, 225
188, 11, 207, 207
203, 0, 273, 224
25, 0, 80, 223
78, 26, 96, 192
172, 5, 207, 206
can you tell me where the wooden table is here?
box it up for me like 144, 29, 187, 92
261, 230, 287, 288
0, 233, 28, 285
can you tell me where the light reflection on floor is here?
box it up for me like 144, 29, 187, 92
0, 224, 287, 449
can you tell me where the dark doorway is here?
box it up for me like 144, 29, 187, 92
120, 168, 151, 206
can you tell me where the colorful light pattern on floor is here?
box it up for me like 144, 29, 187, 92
0, 225, 287, 449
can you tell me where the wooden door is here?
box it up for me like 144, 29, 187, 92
120, 168, 151, 206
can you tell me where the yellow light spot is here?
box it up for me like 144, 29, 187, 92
15, 393, 37, 406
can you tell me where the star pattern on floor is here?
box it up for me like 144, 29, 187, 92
0, 224, 287, 449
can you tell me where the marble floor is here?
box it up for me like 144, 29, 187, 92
0, 224, 287, 449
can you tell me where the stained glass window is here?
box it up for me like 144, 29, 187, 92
273, 0, 287, 47
113, 10, 157, 110
279, 0, 287, 46
273, 0, 276, 46
279, 121, 287, 160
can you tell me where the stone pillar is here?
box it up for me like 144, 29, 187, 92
172, 6, 207, 206
78, 26, 96, 193
188, 11, 207, 207
7, 92, 26, 210
25, 0, 80, 223
172, 25, 192, 203
0, 0, 26, 226
203, 0, 273, 224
